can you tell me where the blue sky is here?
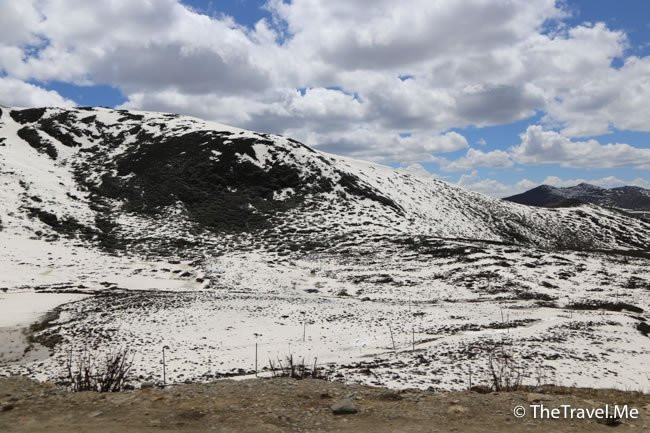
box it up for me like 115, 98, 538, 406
1, 0, 648, 196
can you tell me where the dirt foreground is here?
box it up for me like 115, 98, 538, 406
0, 376, 648, 433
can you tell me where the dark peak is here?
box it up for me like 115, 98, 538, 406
611, 185, 644, 192
573, 182, 603, 190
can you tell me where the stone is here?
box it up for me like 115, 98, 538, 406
447, 405, 468, 415
331, 398, 358, 415
1, 404, 14, 412
526, 393, 552, 404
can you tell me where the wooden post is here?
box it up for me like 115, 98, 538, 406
255, 342, 258, 377
389, 325, 396, 351
162, 345, 168, 386
411, 327, 415, 352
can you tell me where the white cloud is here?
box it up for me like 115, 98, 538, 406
457, 173, 649, 198
268, 0, 563, 70
396, 163, 439, 178
437, 148, 512, 171
512, 125, 650, 168
544, 56, 650, 136
0, 0, 648, 167
542, 175, 650, 189
457, 170, 536, 197
0, 2, 41, 46
0, 77, 74, 108
287, 129, 468, 162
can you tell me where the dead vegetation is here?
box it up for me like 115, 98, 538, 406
267, 354, 328, 380
65, 346, 135, 392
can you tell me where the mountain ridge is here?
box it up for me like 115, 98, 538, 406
505, 183, 650, 211
1, 106, 649, 259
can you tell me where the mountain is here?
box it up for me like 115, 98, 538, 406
1, 106, 650, 392
1, 106, 649, 260
504, 183, 650, 211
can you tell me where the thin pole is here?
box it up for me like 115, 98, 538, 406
162, 347, 166, 386
389, 325, 396, 351
411, 327, 415, 352
255, 343, 258, 377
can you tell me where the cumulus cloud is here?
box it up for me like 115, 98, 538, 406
544, 56, 650, 136
0, 77, 75, 108
0, 2, 42, 46
457, 171, 537, 197
396, 163, 440, 179
268, 0, 562, 70
436, 148, 512, 171
0, 0, 648, 169
288, 129, 468, 162
512, 125, 650, 168
457, 173, 650, 198
542, 175, 650, 189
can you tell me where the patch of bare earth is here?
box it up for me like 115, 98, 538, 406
0, 377, 648, 433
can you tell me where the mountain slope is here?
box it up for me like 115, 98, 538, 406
2, 106, 650, 392
1, 106, 649, 261
505, 183, 650, 211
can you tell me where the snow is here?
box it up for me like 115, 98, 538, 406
0, 105, 648, 392
0, 292, 87, 328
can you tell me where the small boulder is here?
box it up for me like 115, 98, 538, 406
1, 404, 14, 412
447, 405, 468, 415
331, 398, 358, 415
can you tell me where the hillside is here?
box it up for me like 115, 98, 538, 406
504, 183, 650, 212
1, 106, 648, 258
1, 106, 649, 393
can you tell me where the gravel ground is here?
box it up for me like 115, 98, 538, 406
0, 376, 648, 432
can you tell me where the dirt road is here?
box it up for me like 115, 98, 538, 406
0, 376, 648, 432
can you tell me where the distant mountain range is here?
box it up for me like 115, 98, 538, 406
505, 183, 650, 211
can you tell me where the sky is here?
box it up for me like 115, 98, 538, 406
0, 1, 648, 197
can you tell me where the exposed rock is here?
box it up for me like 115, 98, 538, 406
447, 405, 468, 415
330, 398, 358, 415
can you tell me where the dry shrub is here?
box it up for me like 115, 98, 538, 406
66, 346, 135, 392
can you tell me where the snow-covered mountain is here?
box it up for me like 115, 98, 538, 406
2, 106, 649, 392
1, 106, 648, 260
505, 183, 650, 212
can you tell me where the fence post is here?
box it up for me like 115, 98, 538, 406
162, 345, 170, 386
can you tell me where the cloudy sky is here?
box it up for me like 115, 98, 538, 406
1, 0, 649, 196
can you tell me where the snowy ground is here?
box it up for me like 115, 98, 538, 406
1, 237, 648, 392
0, 291, 87, 364
1, 106, 648, 391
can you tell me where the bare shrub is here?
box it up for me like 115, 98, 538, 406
485, 342, 523, 392
66, 346, 135, 392
267, 354, 328, 380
